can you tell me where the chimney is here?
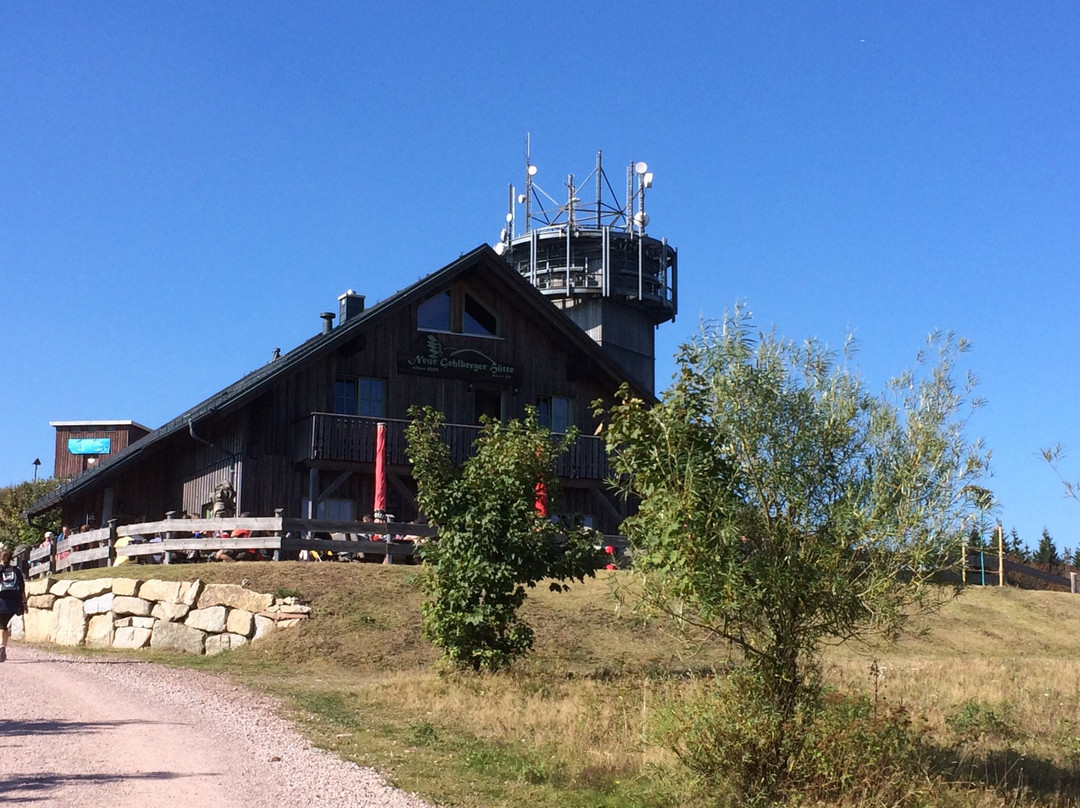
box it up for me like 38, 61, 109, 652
320, 312, 335, 334
338, 289, 365, 324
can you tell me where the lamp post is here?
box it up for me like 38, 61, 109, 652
32, 458, 40, 481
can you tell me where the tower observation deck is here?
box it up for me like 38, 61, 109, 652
493, 148, 677, 394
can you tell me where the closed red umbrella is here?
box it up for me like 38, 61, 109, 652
374, 421, 387, 515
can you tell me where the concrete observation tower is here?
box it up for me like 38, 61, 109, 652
493, 147, 677, 394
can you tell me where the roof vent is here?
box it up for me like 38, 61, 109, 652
338, 289, 366, 324
320, 312, 335, 334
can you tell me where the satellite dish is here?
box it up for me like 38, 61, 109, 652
517, 193, 526, 203
493, 241, 507, 255
635, 161, 648, 175
633, 211, 650, 228
499, 228, 507, 241
643, 172, 654, 188
505, 212, 513, 223
527, 165, 538, 176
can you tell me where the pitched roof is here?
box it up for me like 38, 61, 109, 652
26, 245, 653, 517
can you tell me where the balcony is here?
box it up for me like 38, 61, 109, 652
296, 413, 611, 480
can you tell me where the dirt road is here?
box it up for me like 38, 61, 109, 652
0, 645, 435, 807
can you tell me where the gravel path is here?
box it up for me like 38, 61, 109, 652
0, 643, 437, 807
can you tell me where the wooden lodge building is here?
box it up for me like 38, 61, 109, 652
27, 244, 674, 535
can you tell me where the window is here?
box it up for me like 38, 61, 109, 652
537, 396, 571, 433
462, 293, 498, 336
417, 292, 452, 331
301, 498, 354, 520
418, 287, 499, 337
334, 377, 385, 417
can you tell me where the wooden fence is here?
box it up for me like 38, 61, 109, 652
27, 512, 630, 579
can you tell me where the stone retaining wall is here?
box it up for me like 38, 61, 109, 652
8, 577, 310, 656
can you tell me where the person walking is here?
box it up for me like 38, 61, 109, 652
0, 547, 28, 662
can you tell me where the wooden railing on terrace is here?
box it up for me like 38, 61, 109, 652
296, 413, 610, 479
26, 513, 629, 579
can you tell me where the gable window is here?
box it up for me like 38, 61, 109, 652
417, 292, 452, 331
335, 377, 386, 417
462, 293, 498, 336
418, 286, 499, 338
537, 396, 571, 434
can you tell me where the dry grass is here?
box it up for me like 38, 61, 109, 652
49, 565, 1080, 806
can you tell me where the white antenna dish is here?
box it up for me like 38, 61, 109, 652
517, 193, 526, 203
633, 211, 650, 228
505, 213, 514, 223
635, 161, 648, 175
643, 172, 654, 188
527, 164, 538, 176
493, 241, 507, 255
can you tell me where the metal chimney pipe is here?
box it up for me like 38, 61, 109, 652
320, 312, 335, 334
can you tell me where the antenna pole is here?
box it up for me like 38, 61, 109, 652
525, 134, 533, 235
596, 150, 603, 228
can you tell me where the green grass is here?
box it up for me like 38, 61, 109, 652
40, 565, 1080, 806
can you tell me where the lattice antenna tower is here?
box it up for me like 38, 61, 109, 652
493, 139, 678, 394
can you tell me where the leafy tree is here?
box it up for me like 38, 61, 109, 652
598, 309, 990, 801
1034, 528, 1061, 566
0, 478, 61, 550
405, 406, 603, 671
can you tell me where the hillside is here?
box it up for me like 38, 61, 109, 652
50, 564, 1080, 807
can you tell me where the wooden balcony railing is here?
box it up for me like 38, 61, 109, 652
296, 413, 610, 480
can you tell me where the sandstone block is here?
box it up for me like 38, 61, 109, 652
226, 609, 254, 637
139, 579, 184, 603
151, 621, 206, 654
114, 626, 152, 649
131, 616, 156, 629
114, 617, 133, 627
205, 633, 249, 655
23, 608, 58, 643
50, 580, 73, 597
152, 601, 191, 622
27, 594, 57, 610
112, 596, 153, 617
9, 614, 24, 640
181, 580, 203, 607
253, 614, 277, 640
197, 583, 272, 613
185, 606, 227, 633
84, 593, 115, 615
112, 578, 140, 597
68, 578, 113, 599
86, 614, 113, 647
54, 597, 87, 646
25, 578, 54, 596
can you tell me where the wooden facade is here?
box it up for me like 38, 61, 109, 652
28, 247, 652, 535
49, 420, 151, 480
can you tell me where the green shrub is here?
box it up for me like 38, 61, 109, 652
946, 699, 1017, 745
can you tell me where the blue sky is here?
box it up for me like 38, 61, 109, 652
2, 3, 1079, 552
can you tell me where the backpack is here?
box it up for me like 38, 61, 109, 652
0, 566, 19, 593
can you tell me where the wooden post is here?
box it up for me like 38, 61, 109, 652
107, 518, 118, 567
961, 537, 967, 585
997, 522, 1004, 587
1071, 571, 1077, 595
273, 508, 283, 561
163, 510, 176, 565
48, 535, 57, 575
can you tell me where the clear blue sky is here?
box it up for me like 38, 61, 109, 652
3, 3, 1078, 552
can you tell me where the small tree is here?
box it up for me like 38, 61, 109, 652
1034, 528, 1061, 566
0, 478, 61, 550
598, 308, 990, 800
405, 406, 603, 671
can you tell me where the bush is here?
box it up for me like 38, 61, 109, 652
654, 672, 940, 807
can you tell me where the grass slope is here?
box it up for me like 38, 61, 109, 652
53, 565, 1080, 806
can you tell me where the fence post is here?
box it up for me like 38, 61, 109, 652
107, 518, 118, 567
164, 510, 176, 565
273, 508, 284, 561
48, 535, 57, 575
997, 522, 1004, 587
961, 539, 967, 585
1071, 572, 1076, 595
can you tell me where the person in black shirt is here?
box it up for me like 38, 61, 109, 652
0, 547, 28, 662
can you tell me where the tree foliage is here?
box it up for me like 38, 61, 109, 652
405, 406, 604, 671
598, 308, 990, 798
0, 478, 61, 550
1034, 528, 1061, 566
